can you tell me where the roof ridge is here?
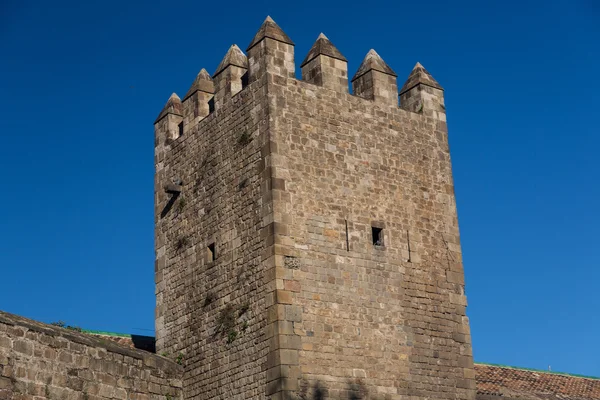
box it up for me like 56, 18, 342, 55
475, 362, 600, 381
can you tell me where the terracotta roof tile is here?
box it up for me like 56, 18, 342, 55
476, 364, 600, 400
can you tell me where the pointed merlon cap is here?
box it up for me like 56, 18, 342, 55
399, 62, 443, 95
351, 49, 397, 82
154, 93, 182, 124
246, 16, 294, 51
183, 68, 214, 100
300, 33, 347, 67
213, 45, 249, 78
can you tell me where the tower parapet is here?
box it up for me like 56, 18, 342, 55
212, 44, 248, 110
351, 49, 398, 106
154, 93, 183, 144
246, 16, 295, 85
399, 62, 446, 121
182, 68, 214, 131
300, 33, 348, 93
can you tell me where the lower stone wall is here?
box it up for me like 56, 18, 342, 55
0, 311, 182, 400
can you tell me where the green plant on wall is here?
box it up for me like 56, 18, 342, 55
216, 304, 240, 344
227, 330, 237, 344
217, 305, 235, 333
175, 196, 186, 214
50, 321, 82, 332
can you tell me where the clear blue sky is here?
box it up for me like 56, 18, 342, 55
1, 0, 598, 376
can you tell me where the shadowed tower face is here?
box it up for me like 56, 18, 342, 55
154, 16, 474, 400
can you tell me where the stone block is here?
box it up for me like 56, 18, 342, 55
13, 341, 33, 356
0, 338, 11, 349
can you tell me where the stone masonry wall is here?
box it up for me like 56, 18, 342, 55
154, 68, 274, 399
0, 311, 182, 400
267, 76, 474, 399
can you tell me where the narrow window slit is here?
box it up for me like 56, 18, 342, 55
206, 243, 216, 263
241, 72, 249, 89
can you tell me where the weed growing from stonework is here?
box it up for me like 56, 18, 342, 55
416, 102, 423, 114
160, 352, 168, 357
50, 321, 82, 332
175, 353, 184, 365
241, 321, 248, 332
237, 131, 252, 146
166, 394, 172, 400
217, 304, 236, 334
175, 197, 186, 214
227, 330, 238, 344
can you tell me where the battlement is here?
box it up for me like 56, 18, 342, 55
154, 16, 446, 136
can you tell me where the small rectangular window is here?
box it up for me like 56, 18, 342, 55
178, 121, 184, 137
372, 227, 384, 246
206, 243, 216, 262
208, 98, 215, 113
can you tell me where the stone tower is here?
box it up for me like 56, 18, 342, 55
154, 17, 474, 400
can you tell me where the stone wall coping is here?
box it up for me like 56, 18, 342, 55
0, 309, 182, 376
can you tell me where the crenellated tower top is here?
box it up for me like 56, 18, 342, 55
154, 16, 446, 127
